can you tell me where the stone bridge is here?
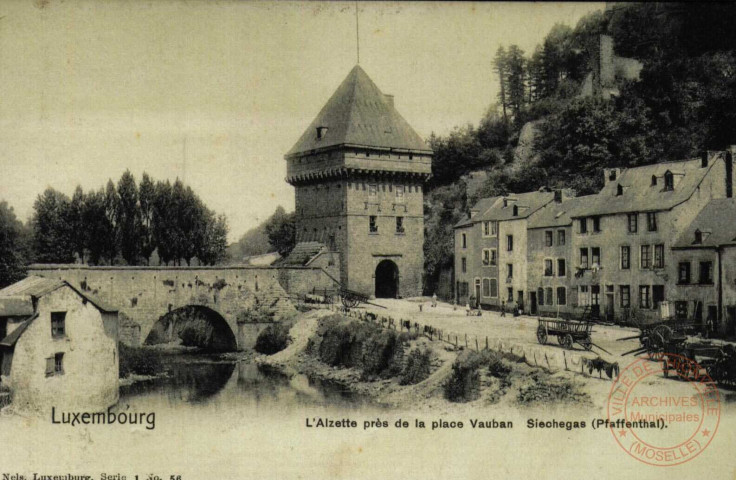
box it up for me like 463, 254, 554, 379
28, 264, 340, 349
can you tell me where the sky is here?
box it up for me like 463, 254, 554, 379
0, 1, 603, 241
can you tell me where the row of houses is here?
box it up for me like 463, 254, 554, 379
454, 149, 736, 335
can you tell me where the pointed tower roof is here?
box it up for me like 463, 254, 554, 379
286, 65, 431, 157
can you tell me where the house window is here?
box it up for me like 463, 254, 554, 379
368, 184, 377, 197
592, 216, 601, 233
461, 257, 467, 273
507, 264, 513, 279
46, 353, 64, 377
395, 185, 405, 202
557, 230, 565, 246
482, 221, 497, 236
507, 288, 513, 302
482, 249, 497, 266
557, 259, 566, 277
395, 217, 405, 234
507, 235, 513, 251
538, 287, 544, 306
461, 233, 466, 248
620, 246, 630, 269
678, 262, 691, 284
546, 287, 554, 305
580, 248, 589, 269
51, 312, 66, 338
628, 213, 638, 233
639, 286, 651, 309
369, 216, 378, 233
579, 286, 589, 306
654, 244, 665, 268
544, 259, 554, 277
699, 261, 714, 284
620, 285, 631, 308
557, 287, 567, 306
489, 279, 498, 298
640, 245, 652, 269
545, 231, 553, 247
647, 212, 657, 232
482, 278, 490, 297
579, 218, 588, 234
653, 285, 665, 307
591, 247, 601, 266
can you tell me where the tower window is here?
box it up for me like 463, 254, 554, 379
395, 185, 404, 202
368, 184, 377, 197
369, 216, 378, 233
396, 217, 404, 234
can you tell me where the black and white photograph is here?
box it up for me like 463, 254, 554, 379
0, 1, 735, 478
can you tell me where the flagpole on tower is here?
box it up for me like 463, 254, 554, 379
355, 1, 360, 64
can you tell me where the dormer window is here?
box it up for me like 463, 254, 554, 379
616, 184, 623, 196
512, 205, 519, 216
316, 126, 328, 140
609, 170, 617, 181
694, 229, 703, 244
651, 175, 657, 186
664, 171, 674, 191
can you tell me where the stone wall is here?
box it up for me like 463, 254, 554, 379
28, 265, 337, 348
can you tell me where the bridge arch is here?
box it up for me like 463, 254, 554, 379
145, 305, 238, 352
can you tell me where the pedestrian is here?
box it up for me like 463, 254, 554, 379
419, 303, 423, 313
432, 293, 437, 308
500, 301, 506, 317
465, 302, 471, 316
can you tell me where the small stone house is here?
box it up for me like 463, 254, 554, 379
0, 276, 119, 415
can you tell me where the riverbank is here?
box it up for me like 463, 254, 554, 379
256, 309, 598, 414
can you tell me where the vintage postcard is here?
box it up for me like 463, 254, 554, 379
0, 1, 735, 479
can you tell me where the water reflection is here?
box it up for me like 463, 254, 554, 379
120, 354, 370, 411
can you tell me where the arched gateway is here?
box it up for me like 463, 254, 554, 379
375, 260, 399, 299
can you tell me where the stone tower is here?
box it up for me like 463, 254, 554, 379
285, 65, 432, 298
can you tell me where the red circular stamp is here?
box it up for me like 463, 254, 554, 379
606, 353, 721, 466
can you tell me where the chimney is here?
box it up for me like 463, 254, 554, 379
384, 94, 394, 107
604, 168, 620, 184
701, 151, 709, 168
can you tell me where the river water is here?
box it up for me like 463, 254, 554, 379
118, 352, 372, 415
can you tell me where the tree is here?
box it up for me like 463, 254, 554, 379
264, 206, 295, 257
103, 180, 120, 264
69, 186, 86, 262
197, 212, 229, 265
0, 201, 30, 288
31, 188, 75, 263
82, 188, 109, 265
117, 170, 142, 265
152, 180, 176, 265
138, 172, 156, 265
493, 46, 509, 123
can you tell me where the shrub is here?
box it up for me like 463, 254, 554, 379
237, 305, 276, 324
444, 351, 482, 402
400, 348, 432, 385
118, 344, 163, 378
254, 323, 291, 355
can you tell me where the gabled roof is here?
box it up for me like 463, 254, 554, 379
455, 192, 555, 228
572, 157, 717, 217
0, 276, 117, 314
0, 314, 38, 348
673, 198, 736, 249
528, 195, 593, 229
286, 65, 431, 157
455, 197, 501, 228
275, 242, 327, 266
0, 296, 34, 317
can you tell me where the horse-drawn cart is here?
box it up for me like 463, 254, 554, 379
310, 286, 387, 309
536, 317, 594, 350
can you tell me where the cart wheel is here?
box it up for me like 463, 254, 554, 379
562, 334, 574, 350
536, 325, 547, 345
557, 335, 566, 346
